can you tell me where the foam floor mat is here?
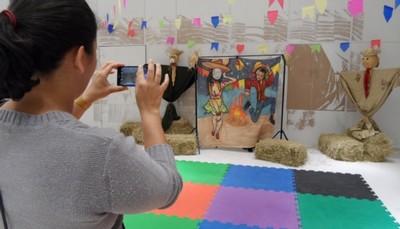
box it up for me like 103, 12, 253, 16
123, 160, 399, 229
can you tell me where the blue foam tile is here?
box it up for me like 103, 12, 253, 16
221, 165, 295, 192
198, 220, 263, 229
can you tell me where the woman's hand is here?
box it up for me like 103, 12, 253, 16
73, 61, 128, 119
135, 59, 170, 147
81, 61, 128, 104
135, 59, 169, 116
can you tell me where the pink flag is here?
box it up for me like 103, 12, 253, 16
236, 44, 245, 54
267, 10, 278, 25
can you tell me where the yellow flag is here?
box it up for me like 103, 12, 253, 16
175, 19, 182, 30
259, 45, 269, 54
315, 0, 328, 14
223, 15, 233, 24
302, 5, 315, 20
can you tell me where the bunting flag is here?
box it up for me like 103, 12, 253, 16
302, 6, 315, 20
118, 0, 122, 14
193, 17, 202, 27
315, 0, 328, 14
371, 39, 381, 48
383, 5, 393, 23
211, 16, 220, 28
348, 0, 363, 17
310, 44, 321, 53
128, 29, 135, 37
228, 0, 236, 5
259, 45, 269, 54
187, 39, 196, 48
159, 20, 165, 29
396, 0, 400, 9
123, 0, 127, 8
141, 21, 147, 30
108, 24, 115, 34
175, 19, 182, 30
211, 42, 219, 51
269, 0, 284, 9
167, 37, 175, 45
285, 44, 295, 55
223, 15, 233, 24
267, 10, 279, 25
340, 42, 350, 52
236, 44, 245, 54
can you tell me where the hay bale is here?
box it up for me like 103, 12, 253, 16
166, 134, 198, 155
119, 121, 144, 144
255, 139, 307, 167
318, 133, 364, 161
318, 133, 393, 162
362, 133, 392, 162
165, 118, 193, 135
119, 119, 197, 155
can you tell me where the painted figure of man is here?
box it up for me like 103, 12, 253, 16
243, 61, 276, 124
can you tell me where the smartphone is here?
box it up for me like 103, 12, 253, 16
117, 66, 148, 86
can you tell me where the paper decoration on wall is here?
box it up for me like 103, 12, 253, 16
310, 44, 321, 53
223, 15, 233, 24
187, 39, 196, 48
302, 6, 315, 20
108, 24, 115, 34
340, 42, 350, 52
383, 5, 393, 22
285, 44, 295, 55
196, 57, 281, 148
236, 44, 245, 54
211, 16, 220, 28
315, 0, 328, 14
348, 0, 363, 17
211, 42, 219, 51
128, 21, 135, 37
269, 0, 284, 9
175, 19, 182, 30
259, 45, 269, 54
118, 0, 122, 13
167, 37, 175, 45
141, 21, 147, 30
123, 0, 127, 8
396, 0, 400, 9
267, 10, 278, 25
228, 0, 235, 5
193, 17, 202, 27
371, 39, 381, 48
159, 20, 165, 29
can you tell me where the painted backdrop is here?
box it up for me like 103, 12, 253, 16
196, 56, 281, 148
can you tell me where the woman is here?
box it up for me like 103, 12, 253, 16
203, 59, 236, 140
0, 1, 182, 228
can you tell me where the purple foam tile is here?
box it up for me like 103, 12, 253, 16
204, 186, 299, 229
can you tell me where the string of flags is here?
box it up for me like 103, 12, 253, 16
102, 0, 394, 54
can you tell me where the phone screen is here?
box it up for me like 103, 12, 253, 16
117, 66, 138, 86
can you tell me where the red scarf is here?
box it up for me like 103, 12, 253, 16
364, 68, 371, 98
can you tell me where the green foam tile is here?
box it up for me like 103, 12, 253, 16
176, 160, 230, 185
297, 193, 399, 229
123, 213, 201, 229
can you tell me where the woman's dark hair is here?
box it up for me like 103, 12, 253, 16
0, 0, 97, 100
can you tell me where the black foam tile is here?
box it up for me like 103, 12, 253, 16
294, 170, 377, 200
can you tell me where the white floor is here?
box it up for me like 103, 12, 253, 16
175, 148, 400, 225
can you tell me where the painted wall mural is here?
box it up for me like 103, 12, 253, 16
196, 56, 282, 148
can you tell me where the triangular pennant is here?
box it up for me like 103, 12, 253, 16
267, 10, 279, 25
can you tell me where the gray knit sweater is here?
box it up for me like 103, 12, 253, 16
0, 109, 183, 229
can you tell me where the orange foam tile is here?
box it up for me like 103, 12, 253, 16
152, 182, 219, 220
